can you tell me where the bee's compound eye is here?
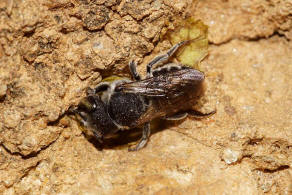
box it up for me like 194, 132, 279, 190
78, 96, 97, 112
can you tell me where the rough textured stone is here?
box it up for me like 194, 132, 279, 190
194, 0, 292, 43
0, 0, 292, 194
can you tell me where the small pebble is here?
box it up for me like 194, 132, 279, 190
222, 148, 242, 164
0, 84, 7, 98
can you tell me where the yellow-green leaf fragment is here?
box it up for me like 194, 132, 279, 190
166, 18, 208, 69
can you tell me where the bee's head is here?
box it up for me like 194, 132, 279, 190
71, 96, 104, 143
73, 95, 118, 143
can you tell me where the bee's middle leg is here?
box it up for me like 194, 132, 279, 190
128, 122, 151, 151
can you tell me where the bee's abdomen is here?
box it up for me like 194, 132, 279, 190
108, 92, 147, 127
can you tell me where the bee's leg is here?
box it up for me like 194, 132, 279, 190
152, 63, 190, 76
87, 82, 110, 95
163, 112, 188, 120
146, 41, 188, 77
128, 122, 151, 151
129, 60, 141, 81
187, 109, 216, 119
92, 131, 104, 144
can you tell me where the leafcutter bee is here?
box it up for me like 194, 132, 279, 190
73, 41, 215, 151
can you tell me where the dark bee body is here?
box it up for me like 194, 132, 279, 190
117, 66, 205, 126
108, 92, 148, 128
73, 41, 214, 151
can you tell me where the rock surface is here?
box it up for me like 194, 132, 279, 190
0, 0, 292, 194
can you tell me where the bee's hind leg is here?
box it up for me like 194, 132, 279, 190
163, 110, 216, 121
129, 60, 141, 81
163, 112, 188, 120
128, 122, 151, 151
187, 109, 216, 119
146, 41, 188, 78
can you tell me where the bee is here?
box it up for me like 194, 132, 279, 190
72, 41, 215, 151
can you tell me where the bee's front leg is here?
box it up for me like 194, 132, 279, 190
128, 122, 151, 151
129, 60, 141, 81
88, 82, 110, 95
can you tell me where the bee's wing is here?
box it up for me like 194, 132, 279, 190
116, 79, 166, 97
116, 69, 205, 97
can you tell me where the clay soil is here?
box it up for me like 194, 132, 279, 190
0, 0, 292, 194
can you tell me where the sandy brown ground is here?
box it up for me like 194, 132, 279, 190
0, 0, 292, 194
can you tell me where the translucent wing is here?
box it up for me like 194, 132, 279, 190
116, 68, 205, 98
